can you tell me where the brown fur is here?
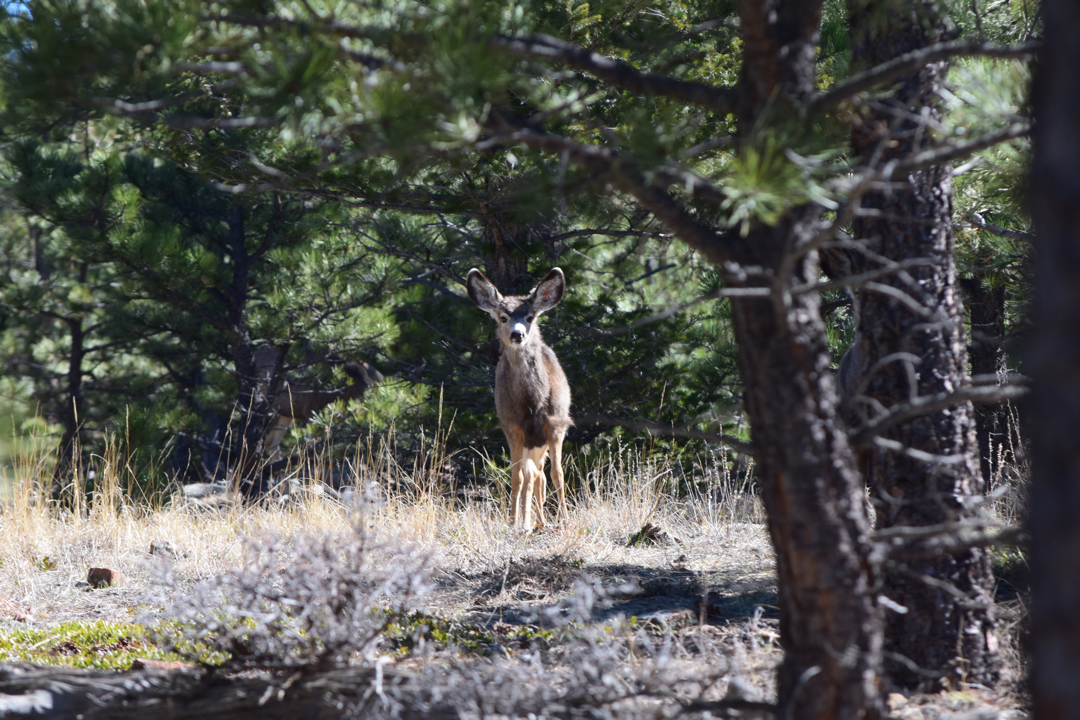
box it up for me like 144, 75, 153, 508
467, 267, 572, 528
257, 358, 384, 460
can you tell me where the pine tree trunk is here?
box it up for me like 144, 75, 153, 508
721, 4, 884, 717
728, 213, 883, 720
845, 1, 999, 689
1028, 2, 1080, 715
50, 316, 86, 504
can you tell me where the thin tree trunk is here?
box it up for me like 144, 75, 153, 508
50, 318, 86, 504
961, 273, 1009, 488
845, 0, 999, 689
729, 213, 883, 720
720, 4, 884, 717
1028, 1, 1080, 716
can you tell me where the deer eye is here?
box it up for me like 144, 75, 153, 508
499, 316, 509, 323
526, 315, 534, 323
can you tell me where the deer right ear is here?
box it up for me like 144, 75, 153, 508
466, 269, 501, 313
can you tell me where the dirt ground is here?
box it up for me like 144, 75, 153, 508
0, 475, 1029, 718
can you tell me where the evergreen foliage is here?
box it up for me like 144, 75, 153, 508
0, 0, 1032, 490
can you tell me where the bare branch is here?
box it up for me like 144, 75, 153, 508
871, 437, 969, 465
849, 383, 1029, 448
590, 287, 770, 336
888, 123, 1032, 177
481, 114, 739, 265
579, 414, 753, 454
548, 228, 670, 242
792, 259, 936, 296
966, 212, 1035, 242
492, 34, 740, 115
164, 116, 281, 131
875, 518, 1026, 560
813, 41, 1039, 112
861, 281, 944, 321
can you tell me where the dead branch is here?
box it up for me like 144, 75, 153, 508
491, 34, 740, 115
791, 258, 936, 295
580, 414, 753, 454
875, 519, 1027, 561
480, 113, 738, 265
966, 212, 1036, 242
590, 287, 771, 336
849, 383, 1029, 448
887, 123, 1032, 177
813, 40, 1039, 112
870, 437, 969, 465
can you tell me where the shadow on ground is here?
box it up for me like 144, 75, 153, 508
438, 555, 777, 631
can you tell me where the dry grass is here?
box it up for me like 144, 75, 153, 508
0, 432, 1031, 717
0, 438, 769, 625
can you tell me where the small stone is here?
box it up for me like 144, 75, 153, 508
149, 540, 176, 559
131, 658, 196, 672
725, 675, 760, 701
87, 567, 123, 588
626, 522, 682, 547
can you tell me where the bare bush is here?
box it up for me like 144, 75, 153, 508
148, 517, 432, 671
351, 576, 769, 720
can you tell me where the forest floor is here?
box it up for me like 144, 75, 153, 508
0, 451, 1029, 719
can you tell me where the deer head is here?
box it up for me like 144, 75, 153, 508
466, 268, 565, 349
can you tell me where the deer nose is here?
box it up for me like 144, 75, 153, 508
510, 329, 524, 342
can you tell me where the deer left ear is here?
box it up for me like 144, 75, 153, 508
531, 268, 565, 313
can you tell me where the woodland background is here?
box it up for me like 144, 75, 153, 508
1, 1, 1076, 719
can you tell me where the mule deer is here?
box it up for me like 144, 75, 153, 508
467, 267, 572, 528
254, 352, 384, 460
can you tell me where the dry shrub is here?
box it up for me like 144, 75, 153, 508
149, 516, 431, 670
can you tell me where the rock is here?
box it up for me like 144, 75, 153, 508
181, 482, 226, 499
87, 567, 123, 588
130, 658, 196, 672
149, 540, 176, 559
626, 522, 683, 547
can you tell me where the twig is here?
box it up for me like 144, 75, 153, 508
849, 383, 1029, 447
492, 34, 739, 115
589, 287, 769, 337
813, 41, 1039, 111
967, 212, 1035, 242
579, 414, 753, 454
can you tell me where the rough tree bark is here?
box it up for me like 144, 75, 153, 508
1028, 1, 1080, 716
844, 0, 999, 689
710, 3, 884, 717
502, 3, 887, 713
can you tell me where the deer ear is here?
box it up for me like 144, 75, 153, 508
530, 268, 565, 313
466, 269, 501, 313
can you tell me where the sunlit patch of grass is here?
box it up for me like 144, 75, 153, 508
384, 610, 555, 657
0, 620, 226, 670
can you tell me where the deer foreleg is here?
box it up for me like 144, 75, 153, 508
507, 432, 527, 527
526, 447, 548, 528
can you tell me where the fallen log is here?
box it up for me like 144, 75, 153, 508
0, 663, 447, 720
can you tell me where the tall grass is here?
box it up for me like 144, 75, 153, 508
0, 425, 765, 625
